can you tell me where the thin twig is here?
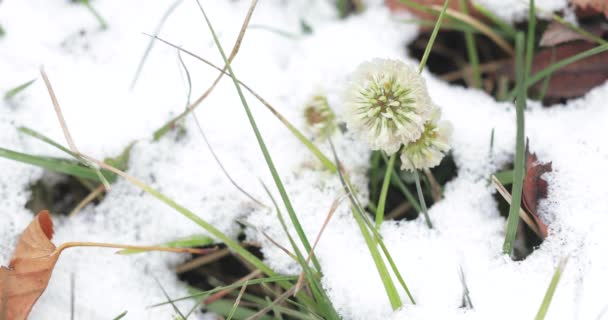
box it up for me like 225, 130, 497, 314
68, 184, 106, 217
491, 175, 542, 237
174, 248, 231, 274
204, 269, 262, 305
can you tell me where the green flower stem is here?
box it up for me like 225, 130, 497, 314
375, 153, 396, 227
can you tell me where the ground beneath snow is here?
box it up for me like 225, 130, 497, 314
1, 0, 607, 319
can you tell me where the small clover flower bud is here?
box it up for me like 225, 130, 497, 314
304, 94, 336, 139
400, 107, 452, 171
344, 58, 433, 154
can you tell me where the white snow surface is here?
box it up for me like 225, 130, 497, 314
0, 0, 607, 319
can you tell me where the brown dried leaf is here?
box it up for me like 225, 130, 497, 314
571, 0, 608, 18
540, 21, 589, 47
522, 144, 552, 238
0, 211, 59, 320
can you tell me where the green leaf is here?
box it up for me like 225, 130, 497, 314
503, 33, 526, 255
535, 258, 568, 320
4, 79, 36, 100
0, 147, 100, 181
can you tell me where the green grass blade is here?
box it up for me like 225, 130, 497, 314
528, 42, 608, 87
535, 258, 568, 320
551, 14, 606, 45
525, 0, 536, 82
418, 0, 451, 73
0, 147, 101, 181
4, 79, 36, 100
352, 207, 402, 309
111, 311, 128, 320
131, 0, 183, 89
459, 0, 481, 88
79, 0, 108, 30
0, 24, 5, 37
375, 153, 396, 227
194, 1, 320, 271
502, 33, 526, 255
493, 169, 514, 185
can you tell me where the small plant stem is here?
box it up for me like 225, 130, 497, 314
413, 169, 433, 229
68, 184, 105, 217
80, 0, 108, 30
459, 0, 481, 88
503, 33, 526, 255
54, 241, 215, 255
376, 153, 396, 227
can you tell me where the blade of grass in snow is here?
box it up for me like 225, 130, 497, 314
0, 147, 101, 181
418, 0, 451, 73
503, 33, 526, 255
247, 287, 296, 320
525, 0, 536, 83
535, 258, 568, 320
111, 311, 128, 320
18, 126, 74, 156
118, 234, 214, 254
78, 0, 108, 30
194, 0, 321, 273
489, 127, 495, 156
0, 24, 5, 37
4, 79, 36, 100
149, 35, 336, 173
459, 0, 481, 88
130, 0, 183, 89
459, 266, 473, 309
493, 169, 514, 185
550, 14, 606, 45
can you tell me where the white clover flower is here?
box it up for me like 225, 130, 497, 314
344, 58, 434, 154
400, 107, 452, 171
304, 94, 336, 139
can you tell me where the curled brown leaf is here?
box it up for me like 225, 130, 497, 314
522, 144, 552, 238
0, 211, 59, 320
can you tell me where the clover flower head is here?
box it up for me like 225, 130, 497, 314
304, 94, 336, 139
400, 107, 452, 171
344, 58, 434, 154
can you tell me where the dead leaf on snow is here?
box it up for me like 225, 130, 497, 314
0, 211, 59, 320
522, 143, 552, 238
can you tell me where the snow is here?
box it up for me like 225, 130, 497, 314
1, 0, 607, 319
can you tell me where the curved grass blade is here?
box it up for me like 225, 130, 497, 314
535, 258, 568, 320
4, 79, 36, 100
